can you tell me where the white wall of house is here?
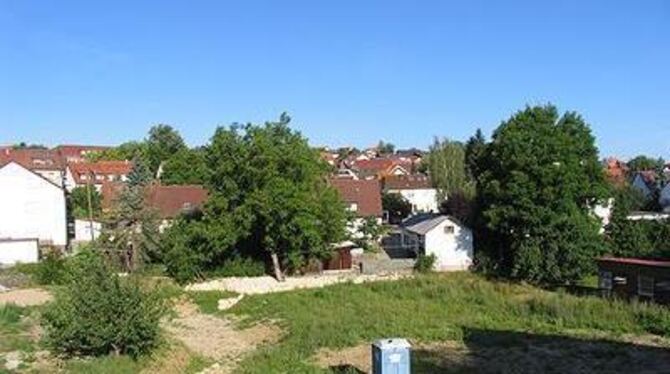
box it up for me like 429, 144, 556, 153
423, 218, 473, 271
388, 188, 439, 213
73, 219, 101, 242
34, 169, 65, 188
0, 239, 39, 265
0, 163, 68, 247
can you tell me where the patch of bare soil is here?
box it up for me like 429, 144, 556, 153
314, 334, 670, 374
164, 299, 281, 374
0, 288, 52, 307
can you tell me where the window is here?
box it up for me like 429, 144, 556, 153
348, 203, 358, 212
638, 276, 654, 297
444, 225, 455, 234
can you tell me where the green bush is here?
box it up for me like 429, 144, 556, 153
33, 251, 68, 285
41, 251, 164, 358
414, 253, 437, 273
207, 257, 266, 278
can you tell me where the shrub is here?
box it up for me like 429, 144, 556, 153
41, 251, 164, 358
207, 257, 266, 278
33, 251, 68, 285
414, 253, 437, 273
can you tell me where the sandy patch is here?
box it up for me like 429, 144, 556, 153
0, 288, 52, 307
164, 300, 281, 374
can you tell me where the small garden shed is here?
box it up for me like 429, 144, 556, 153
597, 257, 670, 304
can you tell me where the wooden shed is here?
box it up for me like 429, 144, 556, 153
597, 257, 670, 304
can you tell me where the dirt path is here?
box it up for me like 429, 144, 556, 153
164, 300, 281, 374
0, 288, 52, 307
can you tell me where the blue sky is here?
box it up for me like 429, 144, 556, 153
0, 1, 668, 159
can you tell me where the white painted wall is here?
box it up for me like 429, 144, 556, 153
0, 163, 68, 246
74, 219, 101, 242
388, 188, 439, 213
34, 169, 64, 188
0, 239, 39, 265
423, 218, 473, 271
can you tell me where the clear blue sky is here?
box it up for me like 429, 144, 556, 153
1, 1, 668, 159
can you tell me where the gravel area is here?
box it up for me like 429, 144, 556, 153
0, 288, 53, 307
186, 272, 412, 294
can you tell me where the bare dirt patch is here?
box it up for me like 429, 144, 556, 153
0, 288, 52, 307
313, 333, 670, 374
164, 299, 281, 374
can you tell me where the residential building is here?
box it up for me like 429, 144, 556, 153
604, 157, 628, 187
660, 183, 670, 212
631, 171, 657, 199
53, 144, 110, 163
65, 160, 133, 191
0, 148, 65, 187
348, 158, 410, 180
597, 257, 670, 304
0, 161, 68, 248
383, 175, 439, 213
400, 214, 473, 271
330, 178, 383, 237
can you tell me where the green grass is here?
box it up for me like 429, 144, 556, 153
226, 272, 670, 373
188, 290, 238, 315
0, 304, 34, 353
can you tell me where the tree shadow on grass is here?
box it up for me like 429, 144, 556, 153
413, 328, 670, 374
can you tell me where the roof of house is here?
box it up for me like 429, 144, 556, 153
102, 182, 208, 219
0, 148, 63, 171
54, 145, 110, 161
0, 161, 63, 190
401, 213, 461, 235
329, 178, 382, 217
384, 175, 433, 190
68, 161, 133, 184
598, 256, 670, 268
633, 170, 657, 189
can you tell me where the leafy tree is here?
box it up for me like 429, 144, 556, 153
145, 124, 187, 177
41, 250, 163, 358
475, 105, 608, 284
160, 147, 208, 185
101, 158, 160, 272
627, 155, 665, 174
161, 114, 348, 282
382, 192, 412, 224
86, 141, 146, 162
377, 140, 395, 155
69, 186, 102, 219
465, 128, 487, 182
12, 142, 47, 149
426, 137, 473, 200
440, 190, 476, 226
355, 216, 387, 251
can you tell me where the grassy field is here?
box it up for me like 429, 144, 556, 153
203, 272, 670, 373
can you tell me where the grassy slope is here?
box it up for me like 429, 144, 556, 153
226, 272, 670, 373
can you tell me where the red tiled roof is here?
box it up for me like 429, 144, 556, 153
598, 257, 670, 268
330, 178, 382, 217
68, 161, 133, 185
54, 145, 110, 162
102, 182, 208, 219
0, 148, 63, 171
384, 175, 433, 190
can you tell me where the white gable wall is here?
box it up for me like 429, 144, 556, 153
0, 163, 67, 246
423, 218, 473, 271
388, 188, 439, 213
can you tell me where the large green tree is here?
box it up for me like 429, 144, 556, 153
69, 186, 102, 219
475, 105, 608, 284
160, 147, 208, 185
145, 124, 187, 176
426, 137, 473, 200
162, 114, 348, 282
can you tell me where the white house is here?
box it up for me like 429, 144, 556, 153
631, 171, 656, 200
400, 214, 473, 271
384, 175, 439, 213
0, 162, 68, 248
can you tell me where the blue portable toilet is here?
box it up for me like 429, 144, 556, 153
372, 338, 411, 374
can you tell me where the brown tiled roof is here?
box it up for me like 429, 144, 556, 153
102, 182, 208, 219
0, 148, 63, 171
384, 175, 433, 190
54, 145, 110, 162
330, 178, 382, 217
68, 161, 133, 185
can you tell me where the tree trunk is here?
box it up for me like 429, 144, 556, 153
270, 252, 285, 282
